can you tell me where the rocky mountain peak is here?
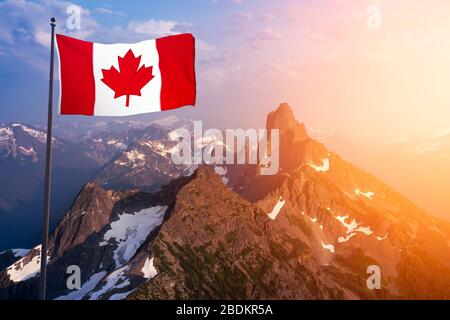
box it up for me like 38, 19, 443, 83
261, 103, 327, 174
266, 103, 308, 142
192, 165, 222, 183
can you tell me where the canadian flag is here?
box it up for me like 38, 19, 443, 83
56, 33, 196, 116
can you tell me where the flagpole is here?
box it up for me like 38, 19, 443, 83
39, 17, 56, 301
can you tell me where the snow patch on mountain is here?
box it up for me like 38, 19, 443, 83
336, 215, 358, 233
377, 233, 388, 241
107, 139, 127, 150
168, 129, 180, 141
18, 146, 35, 154
354, 188, 375, 199
335, 215, 374, 238
309, 158, 330, 172
106, 139, 115, 145
195, 134, 230, 151
214, 166, 229, 185
15, 124, 47, 142
0, 126, 13, 140
321, 242, 335, 253
356, 226, 373, 235
267, 197, 286, 220
140, 141, 172, 158
6, 245, 49, 283
153, 142, 172, 157
99, 206, 167, 268
114, 160, 128, 166
89, 266, 130, 300
123, 150, 146, 168
18, 146, 37, 161
142, 257, 158, 279
55, 271, 107, 300
338, 233, 356, 243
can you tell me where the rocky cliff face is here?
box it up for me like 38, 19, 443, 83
129, 167, 361, 300
0, 174, 192, 300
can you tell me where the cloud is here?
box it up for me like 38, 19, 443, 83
0, 0, 191, 73
232, 11, 253, 22
232, 11, 274, 23
0, 0, 98, 48
34, 29, 52, 48
0, 30, 14, 44
0, 0, 90, 71
0, 0, 189, 51
245, 27, 281, 49
127, 19, 180, 37
94, 7, 126, 17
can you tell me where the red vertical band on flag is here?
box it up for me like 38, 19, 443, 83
156, 34, 196, 111
56, 34, 95, 115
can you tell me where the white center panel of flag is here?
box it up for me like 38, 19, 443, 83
92, 39, 162, 116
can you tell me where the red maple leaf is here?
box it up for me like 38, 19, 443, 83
101, 49, 154, 107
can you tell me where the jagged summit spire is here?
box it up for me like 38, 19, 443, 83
266, 103, 308, 142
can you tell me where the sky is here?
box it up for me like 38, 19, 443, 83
1, 0, 450, 137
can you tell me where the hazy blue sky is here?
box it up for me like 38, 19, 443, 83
1, 0, 450, 137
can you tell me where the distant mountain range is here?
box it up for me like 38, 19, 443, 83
0, 116, 191, 250
1, 103, 449, 300
0, 122, 98, 249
